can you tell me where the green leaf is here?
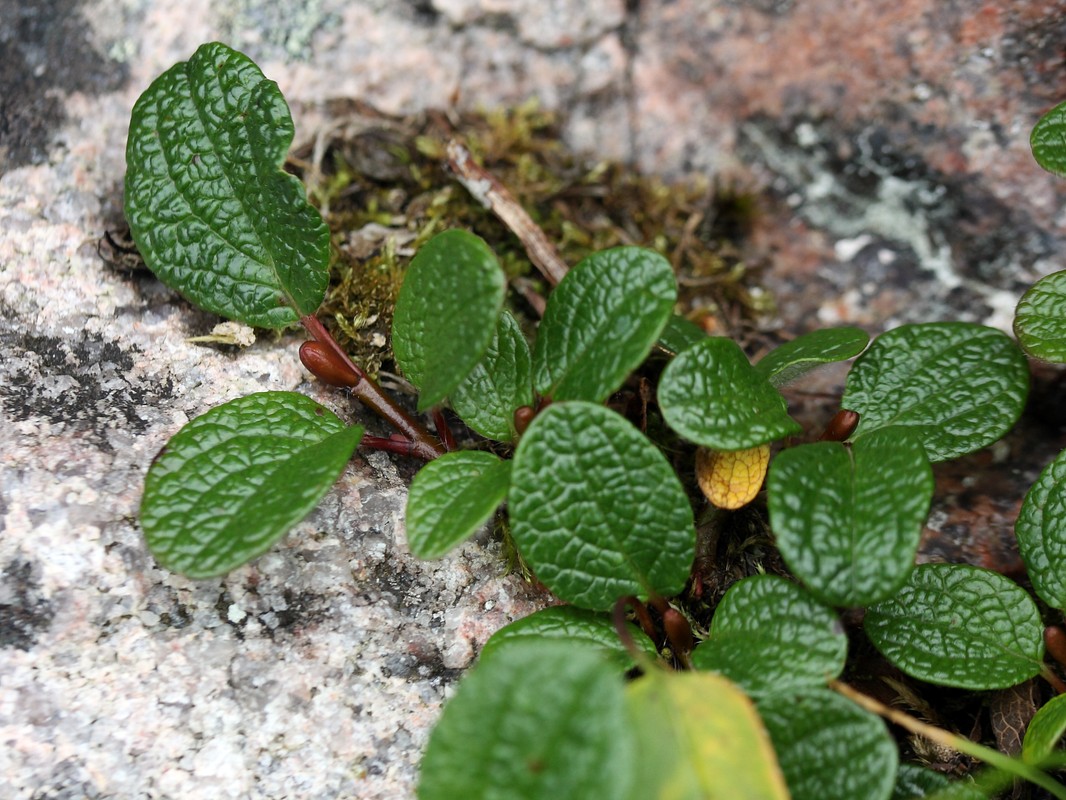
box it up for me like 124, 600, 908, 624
1014, 270, 1066, 362
891, 764, 952, 800
405, 451, 511, 560
533, 247, 676, 403
767, 427, 933, 606
841, 323, 1029, 462
658, 337, 802, 450
626, 670, 790, 800
124, 42, 329, 328
755, 327, 870, 387
758, 688, 898, 800
892, 766, 988, 800
509, 402, 695, 610
449, 310, 534, 441
418, 641, 633, 800
140, 391, 363, 578
1023, 693, 1066, 766
691, 575, 847, 696
393, 230, 507, 410
1016, 448, 1066, 608
865, 564, 1045, 690
1031, 99, 1066, 178
479, 606, 658, 671
657, 314, 706, 356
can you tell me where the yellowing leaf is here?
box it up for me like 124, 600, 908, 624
696, 444, 770, 509
626, 670, 790, 800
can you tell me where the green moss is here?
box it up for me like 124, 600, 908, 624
288, 100, 772, 376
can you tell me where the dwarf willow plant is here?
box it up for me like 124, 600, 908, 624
128, 43, 1066, 800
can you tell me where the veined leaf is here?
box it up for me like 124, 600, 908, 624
758, 688, 898, 800
533, 247, 675, 403
125, 42, 329, 328
418, 641, 634, 800
865, 564, 1045, 690
392, 230, 506, 410
755, 326, 870, 387
691, 574, 847, 696
1031, 99, 1066, 178
449, 310, 534, 442
1022, 693, 1066, 767
479, 606, 658, 671
767, 427, 933, 606
659, 337, 801, 450
890, 764, 953, 800
140, 391, 363, 578
841, 323, 1029, 462
1014, 270, 1066, 363
626, 670, 789, 800
1016, 448, 1066, 609
406, 451, 511, 560
509, 402, 695, 610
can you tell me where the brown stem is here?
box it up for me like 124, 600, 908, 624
613, 596, 659, 672
431, 408, 457, 452
445, 139, 570, 287
300, 315, 444, 461
361, 434, 421, 458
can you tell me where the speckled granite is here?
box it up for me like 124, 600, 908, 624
3, 1, 1066, 798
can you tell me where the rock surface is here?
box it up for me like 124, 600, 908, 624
2, 0, 1066, 798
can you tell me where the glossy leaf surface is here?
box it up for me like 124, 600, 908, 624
479, 606, 658, 671
418, 641, 633, 800
626, 670, 789, 800
768, 427, 933, 606
449, 310, 534, 441
758, 689, 897, 800
393, 230, 506, 410
125, 42, 329, 328
755, 326, 870, 387
1014, 270, 1066, 362
509, 402, 695, 610
406, 451, 511, 560
657, 314, 706, 356
659, 337, 801, 450
533, 247, 675, 402
1032, 99, 1066, 178
141, 392, 363, 578
1016, 448, 1066, 609
865, 564, 1045, 690
841, 323, 1029, 462
691, 575, 847, 696
1022, 693, 1066, 766
890, 764, 952, 800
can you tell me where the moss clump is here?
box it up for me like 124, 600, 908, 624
287, 99, 772, 377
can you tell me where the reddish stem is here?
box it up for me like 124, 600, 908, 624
300, 315, 444, 461
361, 434, 423, 457
613, 596, 655, 666
432, 408, 457, 452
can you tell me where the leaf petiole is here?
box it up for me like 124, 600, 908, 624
300, 314, 444, 461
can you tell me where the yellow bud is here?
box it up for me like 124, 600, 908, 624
696, 444, 771, 510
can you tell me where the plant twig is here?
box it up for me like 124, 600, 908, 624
300, 315, 444, 461
445, 139, 570, 287
830, 680, 1066, 799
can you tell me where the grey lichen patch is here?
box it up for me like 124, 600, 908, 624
0, 0, 128, 170
739, 114, 1055, 297
0, 559, 55, 651
0, 329, 175, 449
215, 0, 340, 60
